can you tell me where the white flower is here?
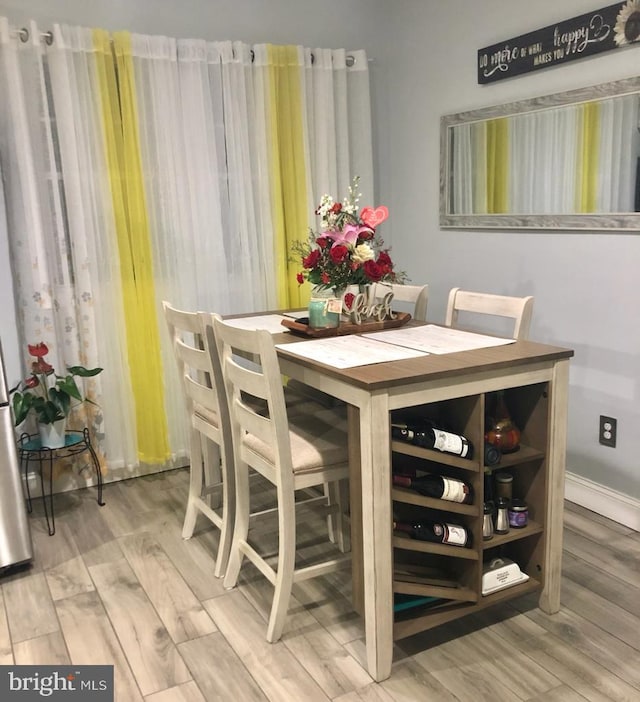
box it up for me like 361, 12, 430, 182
352, 243, 375, 263
614, 0, 640, 46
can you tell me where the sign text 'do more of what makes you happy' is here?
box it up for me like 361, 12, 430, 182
478, 2, 640, 84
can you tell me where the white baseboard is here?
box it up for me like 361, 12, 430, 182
565, 471, 640, 531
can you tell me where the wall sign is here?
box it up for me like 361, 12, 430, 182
478, 1, 640, 84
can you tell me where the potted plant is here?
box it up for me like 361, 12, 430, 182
10, 342, 103, 448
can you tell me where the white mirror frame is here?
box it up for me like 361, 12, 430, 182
440, 76, 640, 231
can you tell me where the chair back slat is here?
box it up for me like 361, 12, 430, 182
213, 317, 294, 481
445, 287, 534, 340
370, 282, 428, 321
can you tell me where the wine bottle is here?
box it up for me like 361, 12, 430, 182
391, 421, 473, 459
393, 519, 471, 547
392, 472, 473, 504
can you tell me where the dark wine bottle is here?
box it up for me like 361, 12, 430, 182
393, 519, 471, 547
391, 421, 473, 459
392, 472, 473, 504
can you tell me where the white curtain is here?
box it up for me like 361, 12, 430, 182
0, 20, 138, 471
1, 18, 374, 477
597, 94, 639, 212
302, 48, 374, 226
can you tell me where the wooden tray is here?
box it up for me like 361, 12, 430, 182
281, 311, 412, 338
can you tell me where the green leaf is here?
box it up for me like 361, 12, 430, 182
49, 387, 71, 416
11, 393, 32, 426
56, 376, 83, 401
67, 365, 103, 377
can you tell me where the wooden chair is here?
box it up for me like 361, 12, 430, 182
163, 302, 234, 578
370, 282, 429, 321
210, 314, 351, 642
444, 288, 534, 340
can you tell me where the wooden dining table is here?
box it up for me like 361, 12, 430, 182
269, 319, 574, 682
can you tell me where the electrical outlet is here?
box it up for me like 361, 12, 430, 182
599, 415, 617, 448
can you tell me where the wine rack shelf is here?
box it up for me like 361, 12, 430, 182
393, 535, 479, 560
391, 440, 479, 472
391, 486, 479, 516
482, 519, 543, 549
391, 381, 550, 640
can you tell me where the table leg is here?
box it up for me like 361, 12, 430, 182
348, 405, 363, 615
358, 392, 393, 682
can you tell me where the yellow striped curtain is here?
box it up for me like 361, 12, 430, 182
93, 30, 170, 464
266, 45, 309, 309
576, 101, 600, 213
486, 118, 509, 214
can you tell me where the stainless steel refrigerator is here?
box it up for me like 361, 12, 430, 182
0, 339, 32, 569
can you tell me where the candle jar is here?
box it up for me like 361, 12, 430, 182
308, 287, 340, 329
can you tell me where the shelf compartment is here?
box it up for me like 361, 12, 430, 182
481, 520, 543, 549
483, 443, 544, 470
392, 441, 480, 471
393, 577, 541, 640
393, 579, 478, 603
393, 535, 478, 560
392, 486, 479, 517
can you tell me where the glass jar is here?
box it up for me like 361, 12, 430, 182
508, 499, 528, 528
494, 471, 513, 503
308, 287, 340, 329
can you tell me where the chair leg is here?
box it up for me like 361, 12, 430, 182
266, 487, 296, 643
182, 426, 203, 539
203, 437, 222, 510
327, 478, 350, 554
223, 458, 250, 590
213, 445, 234, 579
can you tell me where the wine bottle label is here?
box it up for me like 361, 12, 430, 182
443, 523, 467, 546
432, 429, 469, 457
440, 477, 469, 503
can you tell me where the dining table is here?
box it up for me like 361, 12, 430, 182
233, 313, 574, 682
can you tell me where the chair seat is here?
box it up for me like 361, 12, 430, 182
243, 407, 348, 474
193, 403, 219, 427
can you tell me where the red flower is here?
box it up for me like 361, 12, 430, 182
316, 237, 329, 249
296, 272, 304, 285
25, 375, 40, 388
302, 249, 321, 269
28, 342, 49, 358
321, 271, 330, 284
358, 228, 375, 241
32, 358, 54, 374
363, 260, 384, 282
344, 292, 355, 309
330, 203, 342, 214
329, 244, 349, 264
377, 251, 393, 275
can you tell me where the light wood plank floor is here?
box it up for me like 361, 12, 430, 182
1, 468, 638, 701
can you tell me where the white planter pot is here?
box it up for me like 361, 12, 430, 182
38, 418, 66, 449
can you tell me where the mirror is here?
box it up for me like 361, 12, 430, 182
440, 76, 640, 230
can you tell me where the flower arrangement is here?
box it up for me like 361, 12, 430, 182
292, 176, 406, 293
10, 343, 103, 427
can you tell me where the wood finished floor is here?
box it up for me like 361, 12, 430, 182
1, 467, 638, 701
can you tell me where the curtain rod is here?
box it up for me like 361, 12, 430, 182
16, 25, 363, 66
